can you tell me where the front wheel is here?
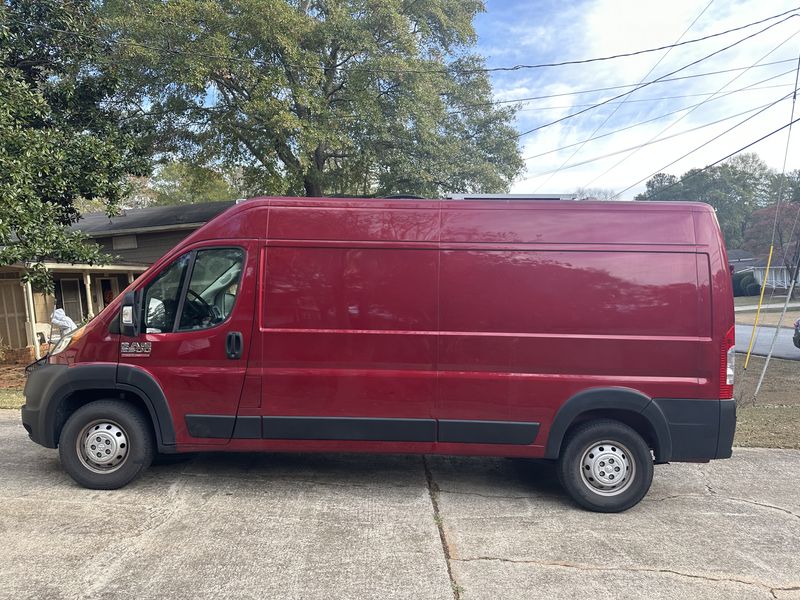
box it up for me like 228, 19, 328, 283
557, 420, 653, 512
58, 400, 154, 489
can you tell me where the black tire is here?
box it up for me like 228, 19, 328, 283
58, 400, 154, 490
556, 419, 653, 512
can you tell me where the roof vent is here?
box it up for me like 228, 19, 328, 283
445, 194, 577, 200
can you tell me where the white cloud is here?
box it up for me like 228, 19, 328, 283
478, 0, 800, 197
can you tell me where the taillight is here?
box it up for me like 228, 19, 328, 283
720, 325, 735, 399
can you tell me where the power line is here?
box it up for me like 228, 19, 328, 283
532, 0, 715, 193
4, 6, 800, 75
515, 13, 799, 139
465, 58, 799, 109
512, 82, 794, 111
583, 29, 800, 187
523, 69, 797, 161
769, 53, 800, 256
622, 114, 800, 199
526, 95, 791, 178
613, 89, 800, 198
751, 50, 800, 401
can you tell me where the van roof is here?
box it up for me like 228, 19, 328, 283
239, 195, 714, 212
177, 195, 719, 251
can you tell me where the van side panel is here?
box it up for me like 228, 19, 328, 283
259, 246, 438, 420
266, 204, 439, 242
440, 203, 696, 245
437, 247, 706, 447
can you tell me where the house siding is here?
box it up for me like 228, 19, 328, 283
96, 230, 192, 264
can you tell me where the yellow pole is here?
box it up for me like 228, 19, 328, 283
743, 245, 773, 370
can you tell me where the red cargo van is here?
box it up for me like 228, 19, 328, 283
22, 196, 736, 512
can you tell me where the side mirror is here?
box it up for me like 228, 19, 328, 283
120, 291, 139, 337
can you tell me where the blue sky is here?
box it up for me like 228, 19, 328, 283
472, 0, 800, 197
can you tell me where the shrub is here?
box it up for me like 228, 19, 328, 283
745, 282, 762, 296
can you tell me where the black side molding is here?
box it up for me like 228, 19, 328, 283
439, 420, 539, 445
263, 416, 436, 442
186, 414, 236, 439
232, 416, 261, 439
184, 415, 541, 445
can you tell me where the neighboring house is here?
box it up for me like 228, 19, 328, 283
727, 249, 757, 273
752, 252, 793, 290
0, 201, 234, 358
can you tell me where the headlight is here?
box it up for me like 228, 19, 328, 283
50, 326, 85, 356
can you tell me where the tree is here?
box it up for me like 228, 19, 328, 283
743, 202, 800, 275
575, 187, 616, 201
148, 162, 244, 206
0, 1, 149, 289
100, 0, 523, 197
633, 173, 679, 201
635, 154, 773, 248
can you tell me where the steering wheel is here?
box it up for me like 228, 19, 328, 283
186, 289, 213, 320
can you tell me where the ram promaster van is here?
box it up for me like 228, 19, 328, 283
21, 196, 736, 512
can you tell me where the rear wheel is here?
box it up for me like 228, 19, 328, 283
58, 400, 154, 489
557, 420, 653, 512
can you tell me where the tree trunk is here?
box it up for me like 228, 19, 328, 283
303, 148, 326, 196
304, 170, 323, 196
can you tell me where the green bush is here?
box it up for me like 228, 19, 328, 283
732, 271, 757, 297
745, 282, 762, 296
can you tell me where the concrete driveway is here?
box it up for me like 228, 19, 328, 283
1, 410, 799, 600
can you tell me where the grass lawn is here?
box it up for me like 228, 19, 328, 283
733, 295, 791, 307
0, 364, 26, 409
0, 388, 23, 410
0, 358, 796, 448
735, 308, 800, 328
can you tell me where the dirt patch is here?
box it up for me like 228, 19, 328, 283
0, 365, 26, 390
735, 405, 800, 449
736, 355, 798, 406
735, 356, 799, 449
735, 308, 800, 328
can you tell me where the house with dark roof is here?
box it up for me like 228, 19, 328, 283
727, 249, 757, 273
0, 201, 234, 357
751, 251, 793, 290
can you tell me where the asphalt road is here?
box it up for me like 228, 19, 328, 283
735, 324, 798, 361
1, 410, 799, 600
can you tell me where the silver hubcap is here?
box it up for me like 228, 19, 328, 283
77, 420, 129, 474
580, 440, 635, 496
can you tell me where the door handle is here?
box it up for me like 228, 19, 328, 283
226, 331, 243, 360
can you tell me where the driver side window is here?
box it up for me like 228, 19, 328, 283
141, 248, 245, 334
177, 248, 245, 331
